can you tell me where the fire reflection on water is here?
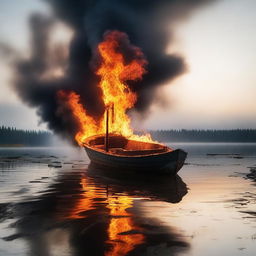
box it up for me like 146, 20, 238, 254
106, 195, 144, 256
64, 176, 144, 256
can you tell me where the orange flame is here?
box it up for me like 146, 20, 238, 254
58, 31, 154, 145
57, 90, 102, 144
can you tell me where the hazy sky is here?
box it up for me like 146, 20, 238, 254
0, 0, 256, 130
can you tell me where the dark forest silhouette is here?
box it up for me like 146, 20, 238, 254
1, 126, 256, 146
0, 126, 53, 146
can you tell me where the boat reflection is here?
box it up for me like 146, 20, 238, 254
56, 173, 144, 256
87, 163, 188, 203
6, 166, 189, 256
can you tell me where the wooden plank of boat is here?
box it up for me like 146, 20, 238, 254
83, 134, 187, 175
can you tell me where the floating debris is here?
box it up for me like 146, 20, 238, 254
246, 168, 256, 181
48, 163, 62, 168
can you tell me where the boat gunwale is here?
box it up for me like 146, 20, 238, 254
83, 134, 173, 158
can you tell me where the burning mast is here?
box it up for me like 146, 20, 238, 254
58, 31, 152, 145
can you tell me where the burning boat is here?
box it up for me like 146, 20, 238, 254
83, 104, 187, 174
84, 133, 187, 174
58, 31, 187, 174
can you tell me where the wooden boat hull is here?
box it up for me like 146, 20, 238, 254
84, 144, 187, 175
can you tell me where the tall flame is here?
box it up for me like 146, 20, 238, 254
96, 31, 146, 138
58, 31, 153, 145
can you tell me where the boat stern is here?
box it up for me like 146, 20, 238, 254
161, 149, 187, 174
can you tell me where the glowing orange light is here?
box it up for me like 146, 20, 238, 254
106, 195, 144, 256
57, 176, 144, 255
58, 30, 154, 145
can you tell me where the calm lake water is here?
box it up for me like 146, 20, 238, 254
0, 143, 255, 256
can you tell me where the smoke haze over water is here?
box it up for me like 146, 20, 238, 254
12, 0, 215, 142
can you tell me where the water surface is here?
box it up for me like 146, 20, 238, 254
0, 143, 255, 256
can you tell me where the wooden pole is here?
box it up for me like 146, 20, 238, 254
111, 103, 115, 124
105, 107, 109, 152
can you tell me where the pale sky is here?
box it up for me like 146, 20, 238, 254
0, 0, 256, 130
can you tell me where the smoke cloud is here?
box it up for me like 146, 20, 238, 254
13, 0, 215, 142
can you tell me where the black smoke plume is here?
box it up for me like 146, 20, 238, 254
13, 0, 215, 142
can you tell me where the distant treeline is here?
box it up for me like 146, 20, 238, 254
150, 129, 256, 142
1, 126, 256, 146
0, 126, 53, 146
